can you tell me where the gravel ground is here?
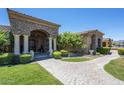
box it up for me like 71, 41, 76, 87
37, 50, 124, 85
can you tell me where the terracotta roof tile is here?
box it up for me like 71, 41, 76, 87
0, 25, 10, 32
78, 29, 104, 35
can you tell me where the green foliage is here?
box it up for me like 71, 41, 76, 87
0, 31, 10, 53
118, 48, 124, 55
61, 57, 93, 62
104, 57, 124, 81
60, 50, 69, 57
0, 53, 15, 65
96, 52, 101, 56
97, 47, 111, 54
52, 51, 62, 59
19, 54, 32, 64
57, 32, 84, 52
0, 64, 62, 85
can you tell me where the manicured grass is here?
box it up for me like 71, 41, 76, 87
0, 64, 62, 85
61, 57, 94, 62
104, 57, 124, 81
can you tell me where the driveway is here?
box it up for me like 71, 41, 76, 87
37, 50, 124, 85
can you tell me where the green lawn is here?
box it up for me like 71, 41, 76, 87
104, 57, 124, 81
0, 64, 62, 85
61, 57, 94, 62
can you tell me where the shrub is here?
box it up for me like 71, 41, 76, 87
97, 47, 111, 55
0, 31, 11, 53
60, 50, 69, 57
118, 48, 124, 55
0, 53, 15, 65
57, 32, 85, 53
96, 52, 101, 55
13, 55, 20, 64
19, 54, 32, 64
52, 51, 62, 59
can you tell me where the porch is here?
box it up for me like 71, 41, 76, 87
13, 29, 57, 57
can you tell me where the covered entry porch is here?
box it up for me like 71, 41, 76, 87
7, 9, 60, 56
14, 29, 57, 56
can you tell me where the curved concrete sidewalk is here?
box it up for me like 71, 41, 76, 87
37, 50, 124, 85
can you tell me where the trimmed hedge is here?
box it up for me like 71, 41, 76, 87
19, 54, 32, 64
96, 52, 101, 56
52, 51, 62, 59
97, 47, 111, 55
60, 50, 69, 57
118, 48, 124, 55
0, 53, 15, 65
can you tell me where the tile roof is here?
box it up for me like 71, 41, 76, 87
7, 9, 61, 27
78, 29, 104, 35
0, 25, 10, 32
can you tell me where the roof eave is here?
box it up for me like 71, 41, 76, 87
7, 8, 61, 28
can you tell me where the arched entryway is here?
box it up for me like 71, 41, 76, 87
14, 29, 57, 56
98, 38, 102, 48
29, 30, 49, 53
90, 34, 96, 50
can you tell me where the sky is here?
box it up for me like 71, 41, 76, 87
0, 8, 124, 41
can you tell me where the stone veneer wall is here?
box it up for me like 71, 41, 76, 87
80, 31, 104, 54
10, 18, 58, 38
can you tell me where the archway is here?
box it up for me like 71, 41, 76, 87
90, 34, 96, 50
29, 30, 49, 53
98, 38, 101, 48
103, 42, 106, 47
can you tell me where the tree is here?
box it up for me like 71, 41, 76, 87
57, 32, 86, 53
0, 30, 10, 53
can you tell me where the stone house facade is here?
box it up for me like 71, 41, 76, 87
79, 30, 104, 54
2, 9, 60, 56
102, 38, 113, 47
0, 9, 105, 56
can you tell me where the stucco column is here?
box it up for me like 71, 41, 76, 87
53, 38, 57, 51
23, 35, 29, 53
14, 34, 20, 55
49, 37, 53, 56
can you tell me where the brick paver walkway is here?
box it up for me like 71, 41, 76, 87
37, 50, 124, 85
